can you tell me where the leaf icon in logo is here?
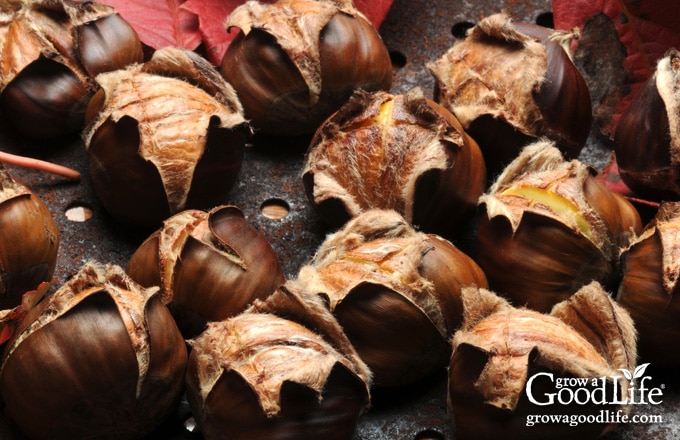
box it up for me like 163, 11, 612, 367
618, 368, 633, 381
633, 363, 651, 380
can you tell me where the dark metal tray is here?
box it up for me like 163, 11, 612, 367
1, 0, 677, 438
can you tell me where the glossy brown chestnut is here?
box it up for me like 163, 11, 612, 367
220, 0, 393, 136
617, 201, 680, 367
185, 283, 371, 440
428, 13, 592, 178
297, 209, 488, 387
449, 282, 637, 440
127, 205, 285, 338
0, 0, 143, 139
475, 141, 642, 312
614, 48, 680, 201
302, 88, 487, 240
83, 47, 250, 228
0, 164, 59, 309
0, 261, 188, 440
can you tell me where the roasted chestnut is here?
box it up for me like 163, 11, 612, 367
220, 0, 393, 136
302, 88, 487, 240
614, 48, 680, 201
297, 209, 488, 387
185, 283, 371, 440
475, 141, 642, 312
83, 47, 250, 227
0, 164, 59, 310
428, 13, 592, 177
449, 282, 637, 440
617, 201, 680, 367
0, 0, 143, 139
127, 205, 285, 338
0, 261, 187, 440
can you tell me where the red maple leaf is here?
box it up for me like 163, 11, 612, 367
99, 0, 394, 65
553, 0, 680, 137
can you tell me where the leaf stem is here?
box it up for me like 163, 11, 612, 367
0, 151, 80, 181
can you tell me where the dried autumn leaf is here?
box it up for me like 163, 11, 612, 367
553, 0, 680, 138
100, 0, 394, 65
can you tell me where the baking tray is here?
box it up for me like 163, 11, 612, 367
0, 0, 678, 438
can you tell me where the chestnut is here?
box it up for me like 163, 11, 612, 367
449, 282, 637, 440
220, 0, 393, 136
0, 0, 143, 139
0, 164, 59, 310
302, 88, 487, 240
475, 141, 642, 312
0, 261, 187, 440
185, 283, 371, 440
83, 47, 251, 228
427, 13, 592, 178
617, 201, 680, 367
614, 48, 680, 201
296, 209, 488, 387
127, 205, 285, 338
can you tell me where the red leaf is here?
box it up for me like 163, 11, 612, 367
99, 0, 202, 51
100, 0, 394, 65
553, 0, 680, 137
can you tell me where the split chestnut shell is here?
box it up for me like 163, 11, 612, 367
0, 0, 143, 139
449, 282, 637, 440
428, 13, 592, 177
83, 47, 250, 227
303, 88, 487, 239
0, 164, 59, 309
127, 205, 284, 338
220, 0, 393, 136
185, 284, 371, 440
475, 141, 642, 312
617, 201, 680, 367
0, 261, 188, 440
614, 48, 680, 201
297, 209, 488, 387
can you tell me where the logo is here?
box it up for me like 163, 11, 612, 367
525, 363, 664, 406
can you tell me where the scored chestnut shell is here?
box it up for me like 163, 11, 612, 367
185, 283, 371, 440
0, 261, 188, 440
296, 209, 488, 388
617, 201, 680, 367
302, 88, 487, 240
475, 141, 642, 312
614, 48, 680, 201
0, 0, 143, 139
83, 47, 251, 228
449, 282, 637, 440
0, 164, 59, 309
220, 0, 393, 136
427, 13, 592, 177
127, 205, 285, 338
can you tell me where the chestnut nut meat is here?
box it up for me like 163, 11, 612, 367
0, 261, 188, 440
475, 141, 642, 312
220, 0, 393, 136
127, 205, 285, 338
0, 164, 59, 310
428, 13, 592, 177
83, 47, 251, 227
296, 209, 488, 387
0, 0, 144, 139
303, 88, 487, 240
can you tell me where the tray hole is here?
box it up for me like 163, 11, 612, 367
390, 50, 407, 68
535, 12, 554, 28
451, 21, 475, 39
415, 429, 444, 440
65, 203, 93, 222
260, 198, 290, 220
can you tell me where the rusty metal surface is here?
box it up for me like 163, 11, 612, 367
0, 0, 678, 439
